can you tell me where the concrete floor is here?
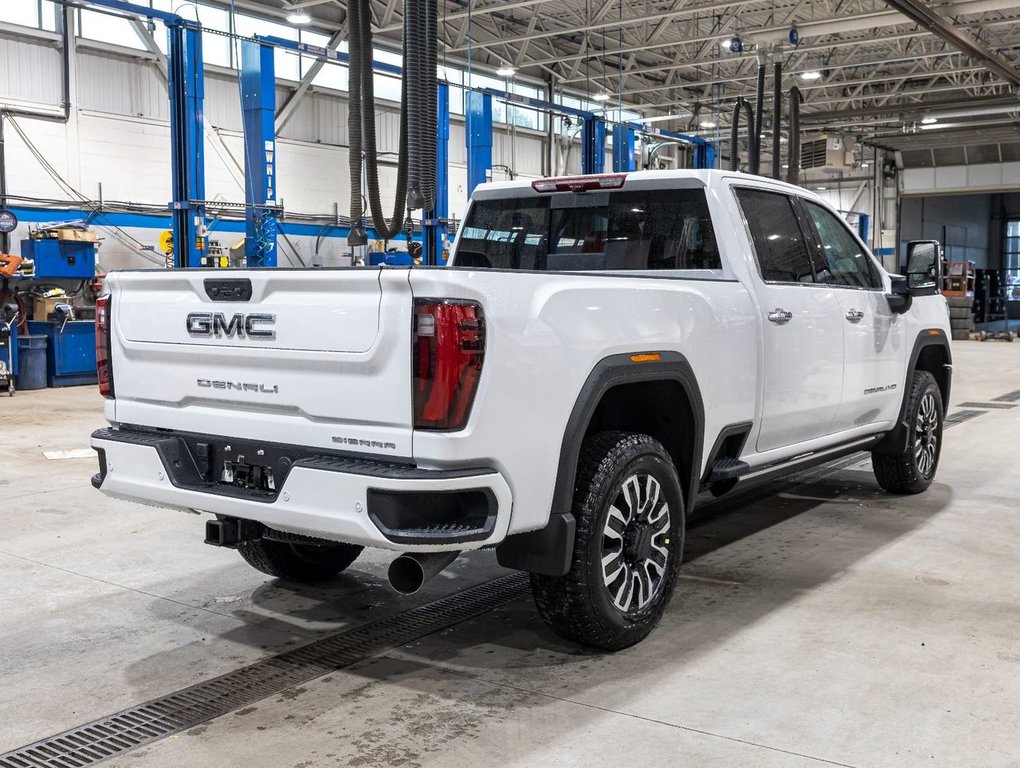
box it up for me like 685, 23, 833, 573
2, 341, 1020, 767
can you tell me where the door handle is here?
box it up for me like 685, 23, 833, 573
767, 309, 793, 324
845, 309, 865, 323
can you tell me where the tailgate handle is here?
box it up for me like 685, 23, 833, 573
205, 279, 252, 302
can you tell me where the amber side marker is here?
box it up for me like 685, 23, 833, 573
928, 329, 941, 336
630, 353, 662, 363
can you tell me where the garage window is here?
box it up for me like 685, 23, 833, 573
1007, 220, 1020, 303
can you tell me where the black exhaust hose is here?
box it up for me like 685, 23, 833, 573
405, 0, 424, 209
753, 54, 766, 174
787, 86, 802, 186
772, 57, 782, 179
729, 98, 742, 172
420, 0, 438, 211
359, 0, 407, 239
742, 98, 755, 173
347, 0, 363, 230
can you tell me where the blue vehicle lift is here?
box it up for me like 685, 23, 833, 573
240, 40, 278, 267
78, 0, 207, 268
467, 89, 715, 187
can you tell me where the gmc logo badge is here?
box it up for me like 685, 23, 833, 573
186, 312, 276, 340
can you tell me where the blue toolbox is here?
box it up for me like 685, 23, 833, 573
21, 239, 97, 279
27, 319, 98, 387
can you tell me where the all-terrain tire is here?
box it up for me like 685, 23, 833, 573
872, 370, 943, 494
238, 535, 363, 583
530, 431, 685, 651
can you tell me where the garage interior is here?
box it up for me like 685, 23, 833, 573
2, 0, 1020, 766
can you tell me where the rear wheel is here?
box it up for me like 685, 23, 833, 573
530, 431, 685, 651
238, 534, 363, 583
872, 370, 943, 494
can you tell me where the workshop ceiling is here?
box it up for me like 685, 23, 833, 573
227, 0, 1020, 155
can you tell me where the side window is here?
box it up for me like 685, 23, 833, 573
803, 202, 881, 289
735, 188, 815, 283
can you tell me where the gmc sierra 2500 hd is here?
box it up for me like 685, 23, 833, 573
91, 170, 951, 650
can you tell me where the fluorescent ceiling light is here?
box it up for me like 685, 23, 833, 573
800, 70, 822, 81
816, 186, 826, 190
861, 162, 870, 167
699, 120, 717, 129
593, 91, 612, 102
287, 9, 311, 24
497, 65, 516, 77
921, 116, 938, 125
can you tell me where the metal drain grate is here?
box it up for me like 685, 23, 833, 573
958, 401, 1018, 410
993, 389, 1020, 403
944, 409, 983, 427
0, 573, 530, 768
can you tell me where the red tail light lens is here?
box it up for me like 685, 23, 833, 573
413, 300, 485, 431
96, 294, 114, 399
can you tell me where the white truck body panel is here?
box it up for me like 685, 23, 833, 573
92, 169, 951, 555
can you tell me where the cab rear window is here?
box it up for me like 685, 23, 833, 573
454, 189, 722, 274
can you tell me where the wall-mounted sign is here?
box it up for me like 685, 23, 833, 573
0, 210, 18, 234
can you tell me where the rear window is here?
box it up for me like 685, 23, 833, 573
453, 188, 722, 274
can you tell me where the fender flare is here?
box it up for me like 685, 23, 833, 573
496, 351, 705, 576
873, 328, 952, 456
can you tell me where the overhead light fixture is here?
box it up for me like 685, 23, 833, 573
921, 116, 938, 125
800, 70, 822, 81
286, 8, 311, 24
593, 91, 612, 102
816, 186, 826, 190
699, 120, 717, 129
722, 35, 743, 54
497, 64, 516, 77
861, 162, 870, 168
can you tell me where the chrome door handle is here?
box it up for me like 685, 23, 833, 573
845, 309, 865, 323
767, 309, 793, 324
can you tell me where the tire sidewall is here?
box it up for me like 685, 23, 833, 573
909, 375, 944, 483
580, 444, 685, 638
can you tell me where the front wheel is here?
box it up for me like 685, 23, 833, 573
872, 370, 943, 494
238, 533, 363, 583
530, 431, 685, 651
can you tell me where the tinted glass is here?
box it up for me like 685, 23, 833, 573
735, 188, 815, 283
455, 189, 722, 273
804, 202, 880, 289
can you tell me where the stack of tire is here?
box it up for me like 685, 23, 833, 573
947, 295, 975, 341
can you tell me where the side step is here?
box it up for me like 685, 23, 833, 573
707, 456, 751, 482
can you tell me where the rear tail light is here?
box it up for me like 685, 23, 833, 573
96, 294, 114, 399
412, 299, 485, 431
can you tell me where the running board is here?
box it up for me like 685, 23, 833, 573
706, 456, 751, 483
740, 435, 883, 485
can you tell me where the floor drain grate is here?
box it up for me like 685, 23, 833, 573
944, 409, 983, 427
993, 389, 1020, 403
958, 401, 1017, 410
0, 573, 530, 768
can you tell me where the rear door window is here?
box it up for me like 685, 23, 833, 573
735, 188, 815, 283
802, 201, 881, 289
455, 188, 722, 274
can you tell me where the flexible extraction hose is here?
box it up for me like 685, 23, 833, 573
420, 0, 438, 211
772, 53, 782, 179
753, 51, 766, 175
730, 97, 756, 172
405, 0, 423, 209
348, 0, 409, 240
729, 100, 742, 172
787, 86, 803, 186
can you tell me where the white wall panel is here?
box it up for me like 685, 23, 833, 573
902, 162, 1020, 195
0, 32, 62, 108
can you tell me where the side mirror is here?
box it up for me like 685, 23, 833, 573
886, 275, 913, 314
903, 240, 943, 294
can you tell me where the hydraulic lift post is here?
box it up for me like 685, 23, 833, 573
241, 40, 279, 267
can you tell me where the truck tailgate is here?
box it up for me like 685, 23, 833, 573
107, 268, 415, 457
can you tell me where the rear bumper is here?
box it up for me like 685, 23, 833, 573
90, 427, 512, 551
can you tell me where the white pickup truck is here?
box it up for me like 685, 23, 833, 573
91, 170, 951, 650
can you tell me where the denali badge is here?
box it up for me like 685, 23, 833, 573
187, 312, 276, 340
198, 379, 279, 394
